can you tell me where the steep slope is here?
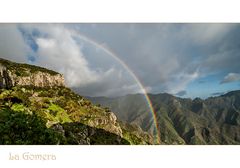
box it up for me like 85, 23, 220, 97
0, 58, 153, 145
89, 94, 156, 135
90, 92, 240, 145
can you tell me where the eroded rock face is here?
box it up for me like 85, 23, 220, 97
0, 64, 65, 88
86, 112, 123, 137
51, 122, 128, 145
0, 64, 13, 89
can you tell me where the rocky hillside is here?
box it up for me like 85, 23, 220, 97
0, 58, 65, 89
89, 94, 157, 139
0, 58, 153, 145
89, 92, 240, 145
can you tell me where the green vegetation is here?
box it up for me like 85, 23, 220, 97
119, 121, 155, 145
11, 103, 26, 112
0, 84, 147, 144
0, 58, 59, 76
0, 107, 130, 145
0, 107, 63, 145
48, 104, 71, 122
0, 85, 133, 144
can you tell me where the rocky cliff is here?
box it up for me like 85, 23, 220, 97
0, 59, 65, 89
0, 64, 13, 89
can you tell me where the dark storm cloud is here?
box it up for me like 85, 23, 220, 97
175, 90, 187, 96
211, 92, 225, 96
71, 24, 240, 94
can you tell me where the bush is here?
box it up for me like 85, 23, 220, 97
0, 108, 63, 145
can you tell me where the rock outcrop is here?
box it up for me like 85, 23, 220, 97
86, 112, 123, 137
0, 64, 13, 89
0, 62, 65, 89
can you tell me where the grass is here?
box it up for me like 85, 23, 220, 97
48, 103, 72, 123
11, 103, 25, 112
0, 58, 59, 76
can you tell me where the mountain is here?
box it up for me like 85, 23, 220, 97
89, 91, 240, 144
88, 94, 157, 138
0, 58, 153, 145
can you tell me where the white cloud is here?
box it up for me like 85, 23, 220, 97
20, 24, 142, 96
221, 73, 240, 84
167, 70, 199, 94
34, 26, 100, 87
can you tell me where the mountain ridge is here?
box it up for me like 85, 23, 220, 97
87, 89, 240, 100
89, 90, 240, 144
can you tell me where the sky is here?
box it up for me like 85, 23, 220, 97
0, 23, 239, 98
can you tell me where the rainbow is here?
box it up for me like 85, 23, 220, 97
73, 31, 161, 144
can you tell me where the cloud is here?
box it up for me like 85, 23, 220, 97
175, 90, 187, 96
166, 70, 199, 94
1, 23, 240, 97
220, 73, 240, 84
33, 26, 100, 87
211, 92, 225, 96
0, 24, 29, 63
16, 24, 143, 97
180, 24, 236, 44
70, 24, 239, 95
